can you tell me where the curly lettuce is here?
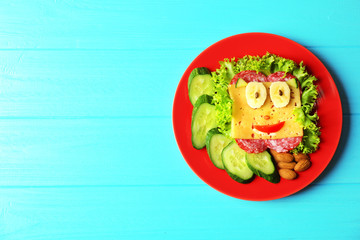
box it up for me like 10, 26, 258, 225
211, 58, 237, 137
291, 63, 320, 153
211, 53, 320, 153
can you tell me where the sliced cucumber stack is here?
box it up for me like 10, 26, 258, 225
191, 95, 217, 149
245, 151, 280, 183
206, 128, 232, 169
188, 67, 215, 106
222, 142, 254, 183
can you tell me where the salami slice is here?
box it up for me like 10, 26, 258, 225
230, 70, 267, 85
264, 137, 302, 153
235, 139, 267, 153
267, 71, 296, 82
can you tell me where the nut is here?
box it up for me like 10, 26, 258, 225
269, 149, 294, 162
279, 169, 297, 180
278, 161, 296, 170
294, 153, 309, 162
294, 160, 311, 172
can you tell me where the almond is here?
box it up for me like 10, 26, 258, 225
294, 153, 309, 162
294, 160, 311, 172
277, 161, 296, 170
269, 149, 294, 162
279, 169, 297, 180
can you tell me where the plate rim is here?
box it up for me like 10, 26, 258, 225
172, 32, 343, 201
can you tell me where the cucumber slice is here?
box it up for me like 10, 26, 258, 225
193, 94, 213, 108
245, 151, 280, 183
188, 67, 215, 106
286, 78, 298, 88
191, 95, 217, 149
222, 142, 254, 183
206, 128, 232, 169
235, 78, 247, 88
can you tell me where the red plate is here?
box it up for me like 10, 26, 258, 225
172, 33, 342, 201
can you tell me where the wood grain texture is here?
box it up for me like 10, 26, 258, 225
0, 185, 359, 239
0, 0, 358, 239
0, 47, 356, 117
0, 0, 359, 49
0, 118, 205, 186
0, 116, 355, 186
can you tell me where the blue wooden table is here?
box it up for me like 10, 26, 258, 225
0, 1, 359, 239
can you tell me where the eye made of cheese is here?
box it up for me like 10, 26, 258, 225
245, 82, 267, 109
269, 82, 290, 108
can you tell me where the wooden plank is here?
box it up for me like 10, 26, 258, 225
0, 49, 192, 117
0, 1, 359, 49
0, 118, 200, 186
0, 1, 357, 239
0, 47, 356, 118
0, 184, 359, 239
0, 115, 355, 187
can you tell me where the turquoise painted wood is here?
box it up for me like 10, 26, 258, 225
0, 0, 359, 239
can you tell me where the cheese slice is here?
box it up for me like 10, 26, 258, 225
229, 82, 303, 139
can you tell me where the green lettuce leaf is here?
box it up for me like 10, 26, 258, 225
272, 57, 297, 73
292, 61, 308, 82
293, 63, 320, 153
211, 58, 238, 136
284, 59, 320, 153
237, 55, 261, 72
292, 127, 320, 154
235, 52, 297, 76
301, 85, 318, 107
300, 75, 317, 90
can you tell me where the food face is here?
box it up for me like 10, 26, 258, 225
228, 72, 303, 140
187, 53, 320, 184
